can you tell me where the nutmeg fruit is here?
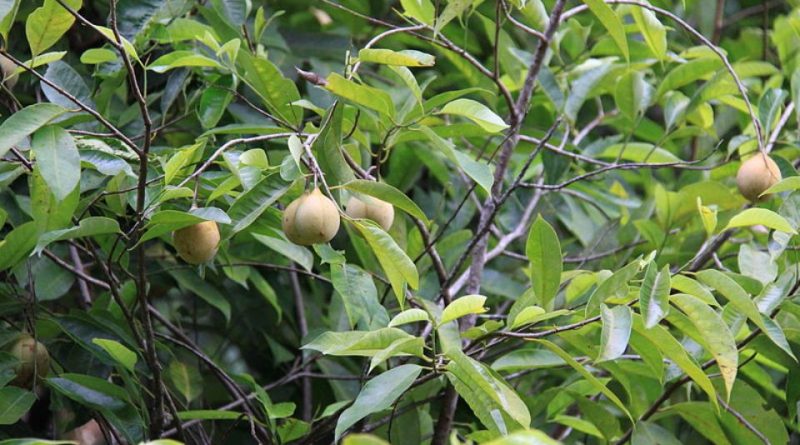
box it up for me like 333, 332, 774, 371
282, 187, 340, 245
10, 335, 49, 387
173, 221, 220, 264
736, 153, 781, 202
0, 54, 18, 89
345, 196, 395, 231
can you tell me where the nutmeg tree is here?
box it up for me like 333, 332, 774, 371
0, 1, 799, 444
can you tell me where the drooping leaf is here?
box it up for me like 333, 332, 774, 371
526, 215, 562, 310
596, 304, 632, 362
440, 294, 488, 325
639, 263, 670, 328
438, 99, 509, 133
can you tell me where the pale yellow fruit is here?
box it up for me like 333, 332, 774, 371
282, 187, 340, 245
345, 196, 395, 230
736, 153, 781, 202
0, 54, 18, 89
63, 420, 106, 445
10, 335, 49, 387
173, 221, 220, 264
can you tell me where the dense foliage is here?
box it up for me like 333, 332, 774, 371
0, 0, 799, 444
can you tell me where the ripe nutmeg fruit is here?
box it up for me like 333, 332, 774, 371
345, 196, 395, 231
736, 153, 782, 202
283, 187, 340, 245
173, 221, 220, 264
10, 335, 50, 387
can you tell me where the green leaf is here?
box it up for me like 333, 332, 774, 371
148, 50, 222, 73
167, 361, 202, 404
533, 339, 632, 420
388, 308, 430, 327
670, 293, 738, 399
303, 328, 422, 358
0, 0, 20, 42
80, 48, 117, 64
0, 222, 39, 271
526, 215, 562, 310
168, 269, 231, 322
763, 176, 800, 194
0, 387, 35, 425
368, 337, 425, 373
631, 6, 666, 60
586, 258, 642, 315
0, 103, 67, 159
140, 207, 230, 243
417, 125, 494, 193
491, 348, 565, 372
598, 143, 681, 163
342, 180, 429, 224
353, 220, 418, 306
164, 142, 202, 185
509, 305, 545, 329
342, 434, 390, 445
227, 174, 290, 234
325, 73, 395, 119
440, 294, 488, 325
47, 374, 129, 411
331, 263, 381, 328
237, 51, 302, 127
483, 429, 560, 445
696, 269, 795, 359
632, 314, 719, 410
176, 409, 250, 421
25, 0, 81, 56
758, 88, 788, 138
198, 86, 233, 129
34, 216, 120, 254
358, 48, 435, 67
615, 70, 652, 121
565, 63, 613, 121
583, 0, 629, 61
92, 338, 137, 373
438, 99, 509, 133
656, 58, 723, 98
31, 126, 80, 201
597, 304, 632, 362
640, 263, 670, 328
724, 208, 797, 234
399, 0, 434, 26
335, 364, 422, 441
445, 350, 531, 433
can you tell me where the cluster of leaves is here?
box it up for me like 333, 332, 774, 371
0, 0, 800, 444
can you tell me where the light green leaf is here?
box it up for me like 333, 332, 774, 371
438, 99, 509, 133
533, 339, 632, 420
446, 350, 531, 433
335, 364, 422, 441
227, 174, 290, 234
632, 314, 719, 411
509, 306, 546, 330
584, 0, 629, 61
303, 328, 422, 358
417, 125, 493, 193
763, 176, 800, 194
388, 308, 430, 327
597, 304, 632, 362
440, 294, 488, 325
353, 220, 419, 306
631, 6, 666, 60
148, 50, 222, 73
640, 263, 670, 328
80, 48, 117, 64
598, 143, 681, 163
670, 293, 737, 400
34, 216, 120, 254
325, 73, 395, 119
399, 0, 434, 26
565, 63, 613, 121
25, 0, 81, 56
724, 208, 796, 234
0, 103, 67, 159
526, 215, 562, 310
342, 180, 429, 224
92, 338, 137, 373
31, 126, 80, 201
358, 48, 435, 67
615, 70, 652, 120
